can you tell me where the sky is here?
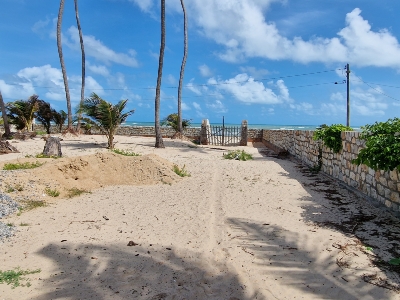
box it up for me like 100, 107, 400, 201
1, 0, 400, 126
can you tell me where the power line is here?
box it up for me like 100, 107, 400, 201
353, 74, 400, 102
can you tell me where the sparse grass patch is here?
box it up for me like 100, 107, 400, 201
111, 148, 141, 156
0, 268, 41, 288
35, 130, 47, 135
16, 207, 23, 216
67, 187, 90, 198
19, 223, 29, 226
6, 184, 24, 193
6, 223, 14, 227
3, 161, 43, 170
223, 150, 253, 161
45, 188, 60, 197
35, 153, 59, 159
22, 200, 46, 210
173, 164, 191, 177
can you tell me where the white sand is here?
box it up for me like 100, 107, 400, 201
0, 134, 399, 299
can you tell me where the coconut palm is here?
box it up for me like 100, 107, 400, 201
53, 110, 67, 133
6, 95, 40, 131
177, 0, 188, 135
161, 113, 191, 132
154, 0, 165, 148
36, 100, 54, 134
57, 0, 73, 131
74, 0, 85, 132
0, 91, 11, 137
81, 93, 134, 149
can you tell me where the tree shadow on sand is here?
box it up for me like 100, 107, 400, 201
36, 242, 257, 300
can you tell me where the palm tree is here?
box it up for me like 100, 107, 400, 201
161, 113, 191, 132
57, 0, 73, 131
53, 110, 67, 133
36, 100, 54, 134
0, 91, 11, 137
177, 0, 188, 135
74, 0, 85, 133
6, 95, 40, 131
154, 0, 166, 148
81, 93, 134, 149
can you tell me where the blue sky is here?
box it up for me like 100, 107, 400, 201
1, 0, 400, 126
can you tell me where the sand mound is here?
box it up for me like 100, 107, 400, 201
0, 152, 180, 200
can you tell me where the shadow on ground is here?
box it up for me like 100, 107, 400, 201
36, 243, 255, 300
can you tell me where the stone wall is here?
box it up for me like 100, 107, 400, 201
262, 130, 400, 217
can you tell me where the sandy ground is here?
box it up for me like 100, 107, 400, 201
0, 134, 399, 299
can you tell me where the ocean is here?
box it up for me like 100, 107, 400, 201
123, 121, 326, 130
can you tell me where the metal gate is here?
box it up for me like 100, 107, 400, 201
206, 125, 241, 146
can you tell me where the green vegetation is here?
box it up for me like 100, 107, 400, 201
0, 268, 41, 288
3, 161, 43, 170
313, 124, 352, 153
22, 200, 46, 210
19, 223, 29, 226
223, 150, 253, 161
112, 148, 140, 156
35, 153, 59, 159
389, 258, 400, 266
161, 113, 191, 132
34, 130, 47, 135
45, 188, 60, 197
352, 118, 400, 171
6, 95, 39, 131
81, 93, 135, 149
173, 164, 191, 177
67, 187, 90, 198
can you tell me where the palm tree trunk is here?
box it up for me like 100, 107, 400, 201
0, 91, 11, 137
74, 0, 85, 133
57, 0, 73, 130
177, 0, 188, 135
154, 0, 165, 148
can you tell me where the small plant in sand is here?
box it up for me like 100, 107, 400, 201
22, 200, 46, 210
112, 148, 141, 156
67, 187, 90, 198
45, 188, 60, 197
223, 150, 253, 161
19, 223, 29, 226
0, 268, 41, 288
35, 153, 59, 159
3, 161, 43, 170
173, 164, 191, 177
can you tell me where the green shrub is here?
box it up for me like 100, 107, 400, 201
352, 118, 400, 171
223, 150, 253, 161
67, 187, 90, 198
35, 153, 59, 159
313, 124, 353, 153
112, 149, 140, 156
3, 161, 43, 170
173, 164, 191, 177
45, 188, 60, 197
0, 268, 41, 288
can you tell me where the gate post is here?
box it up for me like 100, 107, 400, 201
200, 119, 210, 145
240, 120, 248, 146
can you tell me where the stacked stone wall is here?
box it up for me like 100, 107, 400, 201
262, 129, 400, 217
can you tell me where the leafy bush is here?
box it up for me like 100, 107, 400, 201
0, 268, 41, 288
112, 148, 140, 156
45, 188, 60, 197
223, 150, 253, 161
173, 164, 191, 177
161, 113, 191, 132
352, 118, 400, 171
3, 161, 43, 170
313, 124, 352, 153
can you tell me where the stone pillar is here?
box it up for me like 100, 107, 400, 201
200, 119, 210, 145
240, 120, 248, 146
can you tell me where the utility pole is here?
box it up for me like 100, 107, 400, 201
346, 63, 350, 127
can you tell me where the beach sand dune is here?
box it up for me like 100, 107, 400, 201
0, 134, 398, 299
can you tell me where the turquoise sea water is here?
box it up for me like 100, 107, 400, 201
123, 121, 324, 130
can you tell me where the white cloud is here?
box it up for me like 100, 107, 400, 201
239, 66, 269, 79
330, 92, 345, 102
181, 102, 190, 110
0, 80, 35, 100
167, 74, 177, 85
193, 102, 201, 110
185, 2, 400, 68
128, 0, 153, 12
213, 73, 291, 104
206, 99, 227, 113
199, 64, 212, 77
186, 80, 202, 95
87, 62, 110, 77
66, 27, 139, 67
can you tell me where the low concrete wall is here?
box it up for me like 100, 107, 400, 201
262, 129, 400, 217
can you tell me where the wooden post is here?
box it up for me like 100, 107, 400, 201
240, 120, 248, 146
